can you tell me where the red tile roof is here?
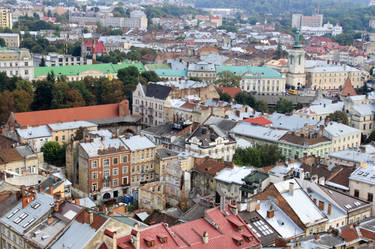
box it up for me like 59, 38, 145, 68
341, 77, 357, 97
340, 227, 359, 242
115, 204, 261, 249
243, 117, 272, 126
360, 228, 375, 240
216, 87, 242, 98
12, 101, 129, 127
84, 40, 106, 54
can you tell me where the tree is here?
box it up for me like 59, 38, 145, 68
74, 127, 87, 140
41, 141, 66, 166
215, 70, 242, 87
101, 79, 124, 104
32, 80, 54, 110
188, 77, 202, 82
235, 92, 256, 108
326, 111, 349, 125
117, 66, 140, 97
65, 89, 85, 107
217, 90, 232, 102
0, 90, 15, 124
39, 57, 46, 67
255, 100, 269, 113
0, 38, 5, 47
295, 103, 303, 110
141, 71, 161, 82
12, 89, 32, 112
275, 98, 293, 114
233, 144, 284, 168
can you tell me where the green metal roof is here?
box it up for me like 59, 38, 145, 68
146, 64, 170, 70
240, 184, 257, 194
34, 61, 145, 78
154, 69, 188, 77
216, 65, 282, 79
243, 171, 269, 184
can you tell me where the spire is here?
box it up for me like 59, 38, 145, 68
340, 77, 357, 97
293, 30, 302, 48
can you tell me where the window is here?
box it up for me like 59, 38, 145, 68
55, 136, 58, 141
103, 159, 110, 167
354, 189, 360, 198
92, 172, 98, 179
113, 157, 118, 165
92, 183, 98, 191
103, 169, 110, 177
113, 168, 119, 176
113, 179, 118, 187
92, 160, 97, 168
368, 193, 373, 202
122, 155, 128, 163
62, 135, 65, 141
122, 177, 128, 185
122, 166, 128, 174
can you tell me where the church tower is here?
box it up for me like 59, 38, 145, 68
286, 31, 306, 90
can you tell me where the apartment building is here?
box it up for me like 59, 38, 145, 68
0, 33, 19, 49
323, 121, 361, 153
0, 8, 12, 29
217, 65, 286, 95
33, 53, 92, 67
132, 83, 172, 126
349, 165, 375, 214
0, 145, 43, 175
77, 135, 131, 201
292, 14, 323, 29
187, 62, 216, 83
48, 121, 97, 145
122, 135, 156, 193
0, 48, 33, 81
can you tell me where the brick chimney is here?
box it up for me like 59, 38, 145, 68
328, 204, 332, 215
49, 185, 54, 196
267, 206, 274, 218
89, 212, 94, 225
318, 200, 325, 210
47, 216, 54, 225
22, 195, 32, 208
203, 231, 209, 244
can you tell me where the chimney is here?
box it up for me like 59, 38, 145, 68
315, 234, 320, 240
328, 203, 332, 215
203, 231, 209, 244
89, 212, 94, 225
38, 185, 43, 193
313, 198, 317, 204
255, 200, 260, 210
318, 200, 325, 210
22, 195, 32, 208
1, 127, 5, 135
54, 201, 60, 212
267, 206, 274, 218
75, 198, 80, 205
235, 110, 240, 117
47, 216, 54, 225
49, 185, 54, 196
246, 199, 257, 212
289, 182, 294, 196
220, 195, 225, 211
112, 231, 117, 249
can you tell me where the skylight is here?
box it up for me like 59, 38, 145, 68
22, 217, 36, 228
7, 208, 20, 219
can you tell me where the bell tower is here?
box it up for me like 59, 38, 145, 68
286, 31, 306, 90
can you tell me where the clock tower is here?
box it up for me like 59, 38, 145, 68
286, 31, 306, 90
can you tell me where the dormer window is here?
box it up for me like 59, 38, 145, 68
243, 234, 253, 242
144, 236, 155, 247
233, 235, 244, 246
157, 235, 168, 244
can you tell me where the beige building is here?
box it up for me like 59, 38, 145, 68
323, 122, 361, 153
121, 135, 156, 193
0, 33, 19, 49
0, 146, 43, 175
286, 45, 306, 89
0, 8, 12, 29
0, 48, 34, 81
187, 62, 216, 83
138, 182, 166, 210
349, 165, 375, 215
48, 121, 97, 145
306, 65, 363, 91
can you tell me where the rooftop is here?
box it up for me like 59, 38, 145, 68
216, 65, 282, 79
121, 135, 156, 151
48, 121, 97, 131
214, 166, 253, 185
231, 122, 288, 143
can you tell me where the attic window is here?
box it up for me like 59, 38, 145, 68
243, 234, 253, 242
144, 236, 155, 247
233, 235, 244, 246
157, 235, 168, 244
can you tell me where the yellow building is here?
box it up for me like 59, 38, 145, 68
121, 135, 156, 192
307, 66, 363, 91
0, 8, 12, 29
48, 121, 97, 145
0, 146, 43, 175
323, 122, 361, 153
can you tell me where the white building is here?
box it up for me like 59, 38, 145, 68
33, 53, 92, 67
0, 48, 33, 80
16, 125, 52, 152
323, 121, 361, 153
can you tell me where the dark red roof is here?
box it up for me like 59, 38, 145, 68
84, 40, 106, 54
341, 77, 357, 97
216, 87, 242, 98
243, 117, 272, 126
340, 227, 359, 242
12, 100, 129, 127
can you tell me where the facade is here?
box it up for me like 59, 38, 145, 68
48, 121, 97, 145
294, 102, 344, 121
0, 48, 33, 81
0, 8, 12, 29
132, 83, 172, 126
77, 135, 131, 201
0, 146, 43, 175
292, 14, 323, 29
286, 43, 306, 89
323, 121, 361, 153
33, 53, 92, 67
16, 125, 52, 152
186, 125, 236, 161
217, 65, 286, 95
349, 165, 375, 214
0, 33, 19, 49
187, 62, 216, 83
122, 135, 156, 193
278, 133, 332, 160
306, 65, 363, 91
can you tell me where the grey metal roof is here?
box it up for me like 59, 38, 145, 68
0, 192, 54, 235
